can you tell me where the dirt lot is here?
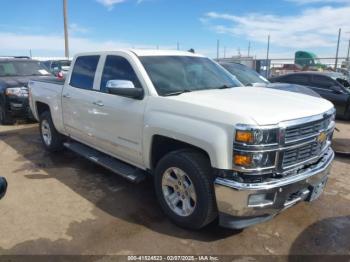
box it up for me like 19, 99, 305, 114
0, 121, 349, 256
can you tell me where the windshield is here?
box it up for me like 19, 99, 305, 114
140, 56, 242, 96
221, 63, 269, 86
0, 61, 50, 77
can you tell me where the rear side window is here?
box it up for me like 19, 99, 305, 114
283, 74, 310, 86
70, 56, 100, 90
311, 75, 335, 89
100, 55, 141, 92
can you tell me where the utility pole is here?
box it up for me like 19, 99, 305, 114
334, 28, 341, 70
177, 42, 180, 50
248, 41, 251, 57
29, 49, 32, 58
63, 0, 69, 58
216, 40, 220, 60
266, 35, 270, 77
347, 40, 350, 70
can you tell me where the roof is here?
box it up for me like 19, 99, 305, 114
130, 49, 204, 57
74, 49, 204, 58
219, 61, 247, 67
0, 58, 38, 62
282, 71, 337, 76
295, 51, 318, 59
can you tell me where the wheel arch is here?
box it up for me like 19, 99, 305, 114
149, 135, 212, 171
36, 101, 51, 118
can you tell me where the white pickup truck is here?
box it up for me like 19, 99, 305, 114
29, 50, 335, 230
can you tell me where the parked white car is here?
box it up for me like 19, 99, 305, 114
29, 50, 335, 229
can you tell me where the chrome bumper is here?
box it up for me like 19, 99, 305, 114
214, 147, 334, 229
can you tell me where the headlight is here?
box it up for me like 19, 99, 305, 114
235, 125, 278, 145
233, 150, 276, 169
5, 87, 28, 97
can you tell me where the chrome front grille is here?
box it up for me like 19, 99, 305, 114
232, 108, 335, 175
284, 116, 332, 144
282, 140, 327, 168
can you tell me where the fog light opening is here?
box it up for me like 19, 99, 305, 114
248, 193, 275, 208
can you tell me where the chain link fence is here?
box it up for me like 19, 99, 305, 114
217, 56, 350, 79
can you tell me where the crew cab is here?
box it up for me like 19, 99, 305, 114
0, 57, 51, 124
29, 50, 335, 229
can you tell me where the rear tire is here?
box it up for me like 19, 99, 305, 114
0, 104, 14, 125
154, 149, 217, 229
39, 111, 64, 152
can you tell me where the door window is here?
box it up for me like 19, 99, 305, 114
311, 75, 336, 90
70, 56, 100, 90
284, 74, 310, 86
100, 55, 141, 92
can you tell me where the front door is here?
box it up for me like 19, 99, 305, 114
91, 54, 147, 166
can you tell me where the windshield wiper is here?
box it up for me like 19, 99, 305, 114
163, 89, 192, 96
217, 85, 235, 89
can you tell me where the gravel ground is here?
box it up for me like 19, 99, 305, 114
0, 122, 349, 256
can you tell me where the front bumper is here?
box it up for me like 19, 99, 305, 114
214, 147, 334, 229
6, 97, 33, 119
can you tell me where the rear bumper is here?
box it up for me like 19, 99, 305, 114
214, 147, 334, 229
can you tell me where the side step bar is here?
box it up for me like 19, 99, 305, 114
63, 141, 147, 183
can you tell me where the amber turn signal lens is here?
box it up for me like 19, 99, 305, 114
235, 131, 253, 143
233, 154, 252, 166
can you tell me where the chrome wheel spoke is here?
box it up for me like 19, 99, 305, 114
162, 167, 197, 217
163, 175, 178, 188
41, 120, 52, 146
181, 198, 192, 216
167, 192, 181, 208
187, 184, 197, 202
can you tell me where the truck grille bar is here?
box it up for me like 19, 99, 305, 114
284, 115, 332, 144
282, 140, 327, 168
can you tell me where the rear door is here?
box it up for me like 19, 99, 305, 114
310, 74, 349, 116
91, 54, 147, 166
62, 55, 101, 146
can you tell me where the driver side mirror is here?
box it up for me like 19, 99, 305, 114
106, 80, 144, 100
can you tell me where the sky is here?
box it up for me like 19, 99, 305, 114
0, 0, 349, 59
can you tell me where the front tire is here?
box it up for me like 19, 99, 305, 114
39, 111, 64, 152
154, 149, 217, 229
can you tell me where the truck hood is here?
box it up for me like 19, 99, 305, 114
167, 86, 333, 125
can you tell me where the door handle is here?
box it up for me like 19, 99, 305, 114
63, 93, 71, 98
93, 101, 104, 107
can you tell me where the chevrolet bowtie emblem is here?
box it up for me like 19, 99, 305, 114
317, 132, 327, 143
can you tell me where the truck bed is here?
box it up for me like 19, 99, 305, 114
28, 76, 65, 129
30, 76, 65, 86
